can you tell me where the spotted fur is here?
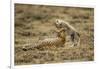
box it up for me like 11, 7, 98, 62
55, 19, 80, 47
22, 28, 66, 50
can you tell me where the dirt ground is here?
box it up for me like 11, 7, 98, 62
14, 4, 94, 65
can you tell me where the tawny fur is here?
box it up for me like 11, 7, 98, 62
22, 28, 66, 50
55, 19, 80, 47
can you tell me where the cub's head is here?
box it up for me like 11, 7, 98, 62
55, 19, 68, 29
55, 19, 63, 29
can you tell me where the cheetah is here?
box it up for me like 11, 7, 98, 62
55, 19, 80, 47
22, 28, 66, 50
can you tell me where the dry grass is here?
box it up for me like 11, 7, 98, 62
14, 4, 94, 65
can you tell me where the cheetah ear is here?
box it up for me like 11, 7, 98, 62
55, 29, 60, 33
54, 30, 60, 36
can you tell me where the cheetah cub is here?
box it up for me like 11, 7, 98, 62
55, 19, 80, 47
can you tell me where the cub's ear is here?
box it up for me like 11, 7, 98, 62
54, 29, 59, 33
50, 29, 58, 35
